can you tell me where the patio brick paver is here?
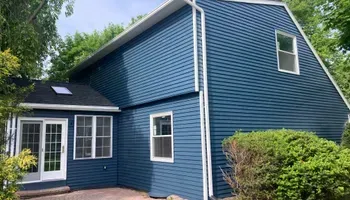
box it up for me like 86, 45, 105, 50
30, 187, 165, 200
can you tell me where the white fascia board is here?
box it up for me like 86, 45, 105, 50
221, 0, 286, 6
69, 0, 187, 76
283, 5, 350, 110
21, 103, 121, 112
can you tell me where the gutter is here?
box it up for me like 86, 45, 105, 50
21, 103, 121, 112
183, 0, 214, 198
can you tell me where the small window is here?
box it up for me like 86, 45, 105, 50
150, 112, 173, 163
51, 86, 72, 95
276, 31, 299, 74
74, 115, 112, 159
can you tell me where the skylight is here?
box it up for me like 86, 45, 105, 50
51, 86, 72, 95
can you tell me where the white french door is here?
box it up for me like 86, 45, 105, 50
19, 119, 67, 183
41, 120, 67, 181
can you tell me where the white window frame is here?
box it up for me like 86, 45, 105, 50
74, 115, 113, 160
150, 111, 174, 163
275, 30, 300, 75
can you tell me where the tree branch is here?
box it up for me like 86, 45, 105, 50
27, 0, 48, 23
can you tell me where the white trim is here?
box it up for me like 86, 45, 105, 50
221, 0, 286, 6
150, 111, 174, 163
10, 115, 16, 156
73, 115, 113, 160
21, 103, 121, 112
6, 118, 11, 153
283, 5, 350, 110
200, 92, 208, 200
275, 30, 300, 75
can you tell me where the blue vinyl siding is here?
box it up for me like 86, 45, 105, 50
196, 0, 350, 198
20, 110, 118, 190
71, 5, 195, 108
117, 94, 203, 200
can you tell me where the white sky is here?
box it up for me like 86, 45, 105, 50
57, 0, 165, 37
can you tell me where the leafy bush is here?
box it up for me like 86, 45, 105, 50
341, 122, 350, 149
0, 149, 36, 200
222, 129, 350, 200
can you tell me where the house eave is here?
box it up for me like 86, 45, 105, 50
21, 103, 121, 112
68, 0, 187, 77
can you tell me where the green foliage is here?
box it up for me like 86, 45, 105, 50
222, 129, 350, 200
48, 15, 146, 81
0, 0, 75, 78
0, 149, 37, 200
325, 0, 350, 51
341, 122, 350, 149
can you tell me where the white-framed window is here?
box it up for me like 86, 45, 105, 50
74, 115, 113, 160
150, 111, 174, 163
276, 30, 299, 75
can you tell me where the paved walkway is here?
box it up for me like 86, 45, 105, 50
30, 188, 162, 200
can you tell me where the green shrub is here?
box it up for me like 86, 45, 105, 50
0, 149, 36, 200
341, 122, 350, 149
222, 129, 350, 200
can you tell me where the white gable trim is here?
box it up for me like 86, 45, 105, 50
283, 5, 350, 110
222, 0, 286, 6
21, 103, 121, 112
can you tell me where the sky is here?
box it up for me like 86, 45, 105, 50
57, 0, 165, 38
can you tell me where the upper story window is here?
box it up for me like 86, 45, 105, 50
276, 30, 299, 75
150, 112, 174, 163
74, 115, 112, 160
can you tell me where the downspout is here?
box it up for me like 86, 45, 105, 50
183, 0, 214, 198
193, 0, 199, 92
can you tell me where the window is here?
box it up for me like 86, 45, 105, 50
51, 86, 72, 95
74, 115, 112, 159
150, 112, 173, 163
276, 30, 299, 74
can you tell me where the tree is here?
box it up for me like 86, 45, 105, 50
0, 1, 74, 197
325, 0, 350, 51
48, 15, 146, 81
0, 0, 75, 78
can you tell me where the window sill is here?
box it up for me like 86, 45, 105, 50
151, 157, 174, 163
278, 68, 300, 75
73, 156, 113, 161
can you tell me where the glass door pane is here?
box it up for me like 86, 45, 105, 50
20, 122, 42, 182
44, 124, 62, 172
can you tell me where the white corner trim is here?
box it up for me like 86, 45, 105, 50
21, 103, 121, 112
221, 0, 286, 6
283, 5, 350, 110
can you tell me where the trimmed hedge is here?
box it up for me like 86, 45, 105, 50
222, 129, 350, 200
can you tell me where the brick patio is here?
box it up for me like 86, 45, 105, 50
29, 188, 164, 200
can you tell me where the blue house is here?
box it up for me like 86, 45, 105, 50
6, 0, 350, 199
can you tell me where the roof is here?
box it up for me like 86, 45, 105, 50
13, 79, 119, 110
68, 0, 187, 76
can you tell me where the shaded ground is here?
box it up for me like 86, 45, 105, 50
30, 187, 163, 200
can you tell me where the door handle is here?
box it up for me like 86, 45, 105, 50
62, 146, 65, 154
